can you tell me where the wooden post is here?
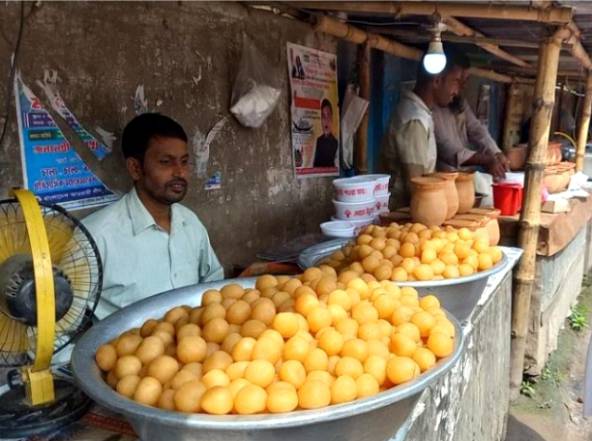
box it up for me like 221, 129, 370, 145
510, 31, 563, 398
355, 43, 370, 174
502, 82, 522, 150
576, 73, 592, 171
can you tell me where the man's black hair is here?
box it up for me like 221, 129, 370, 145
321, 99, 333, 114
121, 113, 188, 161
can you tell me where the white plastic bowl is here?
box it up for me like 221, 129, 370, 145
332, 216, 374, 234
365, 174, 391, 196
320, 221, 356, 238
333, 198, 376, 221
333, 176, 376, 202
375, 192, 391, 214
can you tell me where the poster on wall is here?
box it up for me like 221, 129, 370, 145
14, 75, 118, 211
287, 43, 340, 177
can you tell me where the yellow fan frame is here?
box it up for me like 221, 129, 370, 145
12, 189, 55, 405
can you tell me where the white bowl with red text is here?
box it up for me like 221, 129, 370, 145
333, 176, 376, 203
365, 174, 391, 196
375, 192, 391, 214
333, 198, 377, 221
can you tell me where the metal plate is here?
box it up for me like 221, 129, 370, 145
72, 278, 464, 441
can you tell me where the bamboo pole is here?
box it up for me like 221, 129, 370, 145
292, 2, 573, 23
502, 82, 522, 150
313, 15, 367, 44
355, 43, 371, 174
468, 67, 513, 84
575, 73, 592, 171
444, 17, 531, 68
313, 16, 516, 84
366, 33, 422, 61
510, 30, 563, 399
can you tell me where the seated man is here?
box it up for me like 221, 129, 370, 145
83, 113, 223, 319
380, 56, 464, 208
433, 51, 508, 180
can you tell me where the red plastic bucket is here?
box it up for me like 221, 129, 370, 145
493, 183, 523, 215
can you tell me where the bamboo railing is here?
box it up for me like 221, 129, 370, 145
576, 73, 592, 171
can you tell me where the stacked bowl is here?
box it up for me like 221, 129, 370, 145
324, 174, 390, 237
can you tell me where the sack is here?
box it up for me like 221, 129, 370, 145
230, 35, 281, 128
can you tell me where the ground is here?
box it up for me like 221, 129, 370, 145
505, 275, 592, 441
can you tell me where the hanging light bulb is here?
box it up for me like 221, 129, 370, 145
423, 21, 447, 75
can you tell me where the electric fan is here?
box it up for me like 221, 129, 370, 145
0, 189, 102, 437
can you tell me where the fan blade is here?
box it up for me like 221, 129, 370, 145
0, 206, 31, 264
43, 210, 75, 263
0, 313, 27, 354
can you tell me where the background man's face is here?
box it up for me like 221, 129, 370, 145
434, 65, 464, 107
321, 105, 333, 136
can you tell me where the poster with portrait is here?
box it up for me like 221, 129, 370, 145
287, 43, 340, 177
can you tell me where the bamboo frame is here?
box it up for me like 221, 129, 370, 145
502, 82, 523, 150
444, 17, 531, 68
510, 30, 564, 398
355, 43, 371, 174
576, 73, 592, 171
314, 16, 515, 84
292, 2, 573, 23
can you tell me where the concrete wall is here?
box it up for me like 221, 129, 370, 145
526, 228, 586, 375
0, 2, 337, 272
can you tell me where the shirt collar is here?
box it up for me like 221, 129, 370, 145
403, 90, 432, 115
127, 187, 159, 236
127, 187, 185, 236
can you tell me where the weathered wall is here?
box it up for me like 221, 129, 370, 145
0, 2, 337, 272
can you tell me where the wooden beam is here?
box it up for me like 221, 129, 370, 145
444, 16, 531, 68
576, 73, 592, 171
356, 43, 371, 174
292, 2, 573, 24
510, 28, 564, 399
314, 16, 516, 83
502, 82, 523, 150
468, 67, 513, 84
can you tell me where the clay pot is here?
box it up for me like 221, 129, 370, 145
427, 172, 459, 220
443, 218, 490, 243
547, 141, 562, 165
507, 145, 528, 171
455, 172, 476, 214
543, 167, 566, 193
410, 177, 448, 226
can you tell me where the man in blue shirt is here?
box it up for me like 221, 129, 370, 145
83, 114, 223, 319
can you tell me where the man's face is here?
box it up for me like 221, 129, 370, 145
128, 136, 190, 205
321, 105, 333, 136
434, 65, 464, 107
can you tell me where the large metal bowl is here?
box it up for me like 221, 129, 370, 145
297, 240, 510, 322
72, 279, 465, 441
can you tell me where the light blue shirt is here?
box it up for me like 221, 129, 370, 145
82, 188, 223, 319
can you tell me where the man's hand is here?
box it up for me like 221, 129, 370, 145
495, 152, 510, 170
487, 154, 508, 180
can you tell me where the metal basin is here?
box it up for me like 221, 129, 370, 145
72, 279, 465, 441
297, 241, 510, 322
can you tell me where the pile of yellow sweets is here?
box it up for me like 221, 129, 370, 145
95, 268, 456, 415
322, 222, 503, 281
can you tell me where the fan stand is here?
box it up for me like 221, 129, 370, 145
0, 374, 91, 438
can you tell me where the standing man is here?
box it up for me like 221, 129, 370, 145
83, 113, 223, 319
381, 57, 464, 208
433, 51, 508, 179
313, 99, 339, 168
